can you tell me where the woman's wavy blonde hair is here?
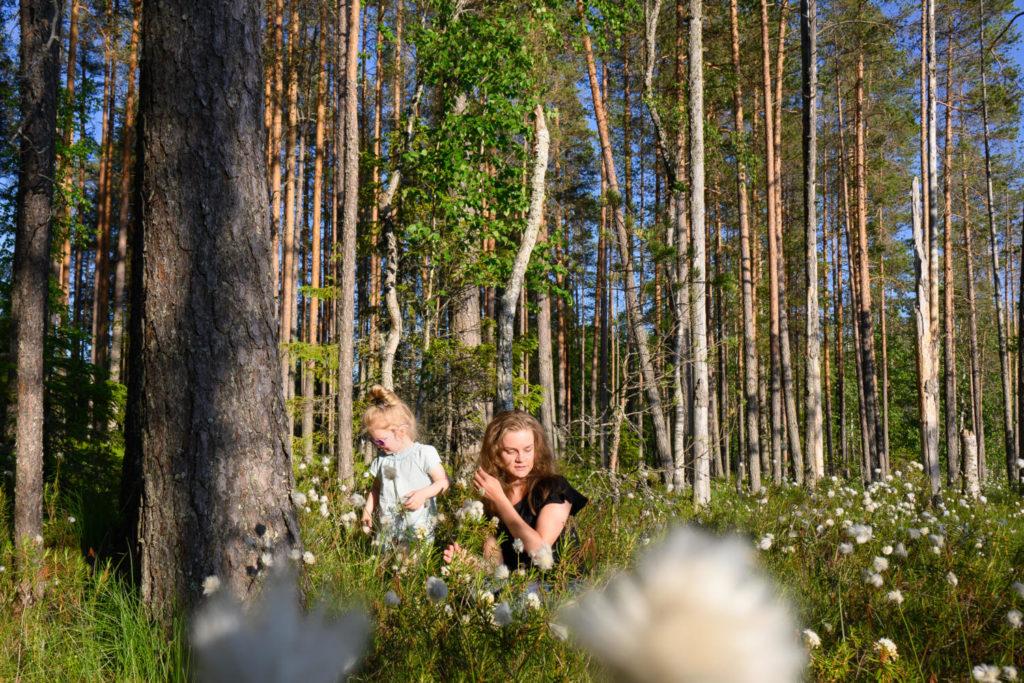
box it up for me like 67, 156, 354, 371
362, 385, 417, 439
478, 410, 557, 516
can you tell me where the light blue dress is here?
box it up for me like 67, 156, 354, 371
369, 442, 442, 543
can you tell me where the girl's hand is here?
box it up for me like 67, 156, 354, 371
361, 509, 373, 528
402, 488, 427, 511
473, 467, 506, 505
443, 542, 464, 564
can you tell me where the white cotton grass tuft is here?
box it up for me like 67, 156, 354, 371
456, 499, 484, 522
1003, 666, 1019, 681
384, 590, 401, 606
972, 664, 1002, 682
885, 590, 904, 605
872, 556, 889, 572
557, 525, 804, 683
531, 544, 555, 571
873, 637, 898, 662
946, 571, 958, 587
802, 629, 821, 649
1012, 582, 1024, 599
493, 564, 510, 581
1007, 609, 1022, 629
492, 601, 513, 627
191, 570, 368, 683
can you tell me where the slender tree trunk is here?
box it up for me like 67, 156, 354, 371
729, 0, 761, 492
537, 217, 558, 450
801, 0, 822, 484
13, 0, 61, 579
580, 0, 673, 474
853, 48, 884, 479
336, 0, 361, 486
280, 0, 301, 420
962, 429, 980, 498
126, 0, 300, 623
57, 0, 79, 306
496, 106, 549, 413
109, 3, 140, 385
962, 148, 986, 483
979, 6, 1018, 485
92, 22, 117, 372
913, 177, 941, 496
270, 0, 285, 316
689, 0, 710, 505
942, 25, 959, 487
880, 256, 891, 464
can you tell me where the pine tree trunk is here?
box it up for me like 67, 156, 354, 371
92, 22, 117, 372
13, 0, 61, 573
57, 0, 79, 306
942, 25, 959, 487
729, 0, 761, 492
801, 0, 823, 484
280, 0, 301, 420
126, 0, 300, 623
336, 0, 361, 487
579, 0, 673, 475
979, 8, 1019, 486
962, 150, 986, 482
270, 0, 285, 316
109, 3, 140, 386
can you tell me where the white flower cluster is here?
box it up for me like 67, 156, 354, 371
455, 499, 484, 522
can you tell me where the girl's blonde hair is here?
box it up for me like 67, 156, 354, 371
362, 385, 417, 439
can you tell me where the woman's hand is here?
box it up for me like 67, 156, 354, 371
402, 488, 428, 511
473, 467, 507, 506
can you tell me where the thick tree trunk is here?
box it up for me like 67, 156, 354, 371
109, 3, 141, 386
336, 0, 360, 486
13, 0, 60, 571
496, 106, 549, 413
580, 0, 673, 475
801, 0, 823, 484
126, 0, 300, 623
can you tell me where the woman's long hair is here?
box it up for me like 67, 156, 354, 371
478, 410, 557, 516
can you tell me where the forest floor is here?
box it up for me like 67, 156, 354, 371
2, 454, 1023, 681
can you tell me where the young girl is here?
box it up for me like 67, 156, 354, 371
444, 410, 587, 570
361, 386, 448, 544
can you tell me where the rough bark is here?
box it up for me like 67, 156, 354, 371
962, 429, 979, 498
56, 0, 79, 304
942, 26, 959, 487
280, 0, 301, 410
13, 0, 61, 567
126, 0, 300, 623
496, 105, 549, 413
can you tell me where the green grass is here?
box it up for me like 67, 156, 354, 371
2, 460, 1023, 681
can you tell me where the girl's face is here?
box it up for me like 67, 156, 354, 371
367, 424, 408, 454
498, 429, 535, 481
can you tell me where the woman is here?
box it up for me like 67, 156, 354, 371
444, 410, 587, 570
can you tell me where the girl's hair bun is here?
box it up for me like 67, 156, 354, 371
368, 384, 399, 408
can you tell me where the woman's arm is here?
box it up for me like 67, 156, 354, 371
443, 535, 500, 570
492, 497, 571, 556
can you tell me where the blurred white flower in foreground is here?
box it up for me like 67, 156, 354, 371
426, 576, 448, 604
557, 526, 804, 683
191, 571, 368, 683
531, 544, 554, 571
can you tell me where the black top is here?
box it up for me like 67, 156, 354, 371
497, 475, 588, 570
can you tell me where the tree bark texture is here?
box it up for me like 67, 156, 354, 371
13, 0, 61, 557
127, 0, 300, 623
913, 177, 941, 496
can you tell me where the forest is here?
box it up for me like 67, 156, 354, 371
2, 0, 1024, 679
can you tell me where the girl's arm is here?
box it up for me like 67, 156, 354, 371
402, 465, 449, 510
362, 477, 381, 527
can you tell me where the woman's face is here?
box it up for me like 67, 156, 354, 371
367, 424, 407, 453
498, 429, 535, 481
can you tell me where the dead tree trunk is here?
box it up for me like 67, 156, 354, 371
126, 0, 300, 624
942, 25, 959, 487
496, 106, 549, 413
913, 177, 941, 496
